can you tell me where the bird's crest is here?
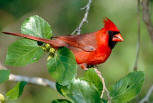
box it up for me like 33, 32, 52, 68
103, 17, 119, 31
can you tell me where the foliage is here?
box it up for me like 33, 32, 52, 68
56, 68, 102, 103
47, 47, 77, 86
0, 15, 145, 103
81, 68, 103, 95
5, 39, 44, 66
6, 81, 27, 100
21, 15, 53, 38
110, 71, 144, 103
5, 15, 52, 66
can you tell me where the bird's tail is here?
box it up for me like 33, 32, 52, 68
2, 32, 54, 45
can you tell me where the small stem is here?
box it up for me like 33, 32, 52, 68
71, 0, 92, 35
133, 0, 141, 71
94, 68, 111, 103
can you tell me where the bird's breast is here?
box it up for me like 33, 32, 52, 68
87, 46, 112, 65
70, 45, 112, 65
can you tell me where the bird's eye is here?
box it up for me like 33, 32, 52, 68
113, 31, 120, 34
108, 31, 120, 36
108, 31, 113, 36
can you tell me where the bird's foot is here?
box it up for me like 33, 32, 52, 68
79, 63, 88, 70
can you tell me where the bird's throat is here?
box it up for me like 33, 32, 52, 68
108, 40, 116, 49
108, 35, 117, 49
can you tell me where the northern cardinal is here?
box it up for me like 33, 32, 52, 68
2, 18, 124, 70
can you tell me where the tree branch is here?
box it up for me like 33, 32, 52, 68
133, 0, 141, 71
94, 68, 111, 103
139, 85, 153, 103
71, 0, 92, 35
9, 74, 56, 89
0, 63, 56, 89
142, 0, 153, 43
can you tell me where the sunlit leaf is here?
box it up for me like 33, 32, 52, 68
56, 69, 103, 103
0, 70, 10, 83
6, 81, 27, 100
47, 47, 77, 85
56, 79, 101, 103
82, 68, 103, 95
21, 15, 52, 39
110, 71, 144, 103
5, 39, 44, 66
5, 15, 53, 66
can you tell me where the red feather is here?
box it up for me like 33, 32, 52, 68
2, 18, 124, 70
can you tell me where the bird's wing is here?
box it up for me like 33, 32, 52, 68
53, 32, 97, 52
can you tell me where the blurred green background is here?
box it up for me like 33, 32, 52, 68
0, 0, 153, 102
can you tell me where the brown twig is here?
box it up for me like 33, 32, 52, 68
94, 68, 111, 103
142, 0, 153, 43
71, 0, 92, 35
133, 0, 141, 71
139, 85, 153, 103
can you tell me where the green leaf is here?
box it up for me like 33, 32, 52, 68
6, 81, 27, 100
110, 71, 144, 103
82, 68, 102, 95
56, 78, 101, 103
5, 15, 53, 66
52, 99, 72, 103
0, 70, 10, 83
21, 15, 52, 39
56, 69, 103, 103
47, 47, 77, 85
5, 39, 44, 66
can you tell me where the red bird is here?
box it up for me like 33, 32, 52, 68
2, 18, 124, 70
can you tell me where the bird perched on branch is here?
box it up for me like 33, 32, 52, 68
2, 18, 124, 70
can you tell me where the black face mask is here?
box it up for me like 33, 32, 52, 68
108, 31, 120, 49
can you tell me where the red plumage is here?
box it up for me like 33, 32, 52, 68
2, 18, 124, 70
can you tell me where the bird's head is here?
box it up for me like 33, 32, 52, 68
103, 17, 124, 49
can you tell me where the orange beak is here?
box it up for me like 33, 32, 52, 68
112, 33, 124, 42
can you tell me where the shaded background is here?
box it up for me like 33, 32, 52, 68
0, 0, 153, 102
